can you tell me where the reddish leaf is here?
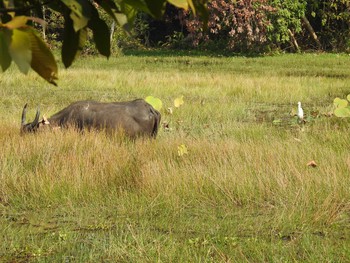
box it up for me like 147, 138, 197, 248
307, 160, 317, 168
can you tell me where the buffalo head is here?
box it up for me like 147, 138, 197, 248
21, 104, 41, 134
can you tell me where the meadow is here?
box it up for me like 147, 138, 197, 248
0, 52, 350, 262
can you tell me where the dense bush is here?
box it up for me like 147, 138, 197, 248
267, 0, 306, 48
183, 0, 306, 53
306, 0, 350, 51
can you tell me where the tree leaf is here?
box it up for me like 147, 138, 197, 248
167, 0, 189, 9
334, 107, 350, 118
145, 96, 163, 111
119, 3, 138, 30
61, 0, 90, 31
26, 29, 58, 85
3, 0, 14, 8
70, 11, 88, 32
187, 0, 209, 27
78, 27, 87, 50
62, 14, 80, 68
122, 0, 151, 14
174, 95, 184, 108
3, 16, 28, 29
7, 28, 32, 74
347, 94, 350, 102
144, 0, 167, 18
333, 97, 348, 108
114, 13, 129, 30
60, 0, 83, 18
177, 144, 188, 156
98, 0, 132, 31
88, 11, 110, 58
0, 30, 12, 72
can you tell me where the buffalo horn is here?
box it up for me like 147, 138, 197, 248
32, 106, 40, 127
21, 103, 28, 126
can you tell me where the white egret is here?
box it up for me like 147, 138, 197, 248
297, 101, 304, 121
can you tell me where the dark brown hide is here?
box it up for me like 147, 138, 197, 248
21, 99, 161, 138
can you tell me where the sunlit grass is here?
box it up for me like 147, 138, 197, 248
0, 52, 350, 262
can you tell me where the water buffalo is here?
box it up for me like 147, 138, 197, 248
21, 99, 161, 138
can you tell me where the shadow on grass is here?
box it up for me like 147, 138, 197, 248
122, 48, 264, 58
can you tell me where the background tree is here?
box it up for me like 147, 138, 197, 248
0, 0, 209, 85
152, 0, 349, 53
306, 0, 350, 51
182, 0, 307, 53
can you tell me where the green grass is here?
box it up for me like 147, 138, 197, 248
1, 52, 350, 262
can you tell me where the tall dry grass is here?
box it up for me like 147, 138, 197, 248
0, 53, 349, 262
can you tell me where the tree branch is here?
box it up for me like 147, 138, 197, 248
302, 16, 322, 50
0, 1, 51, 14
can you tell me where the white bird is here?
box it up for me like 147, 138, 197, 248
297, 101, 304, 120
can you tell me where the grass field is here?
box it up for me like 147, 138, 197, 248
1, 52, 350, 262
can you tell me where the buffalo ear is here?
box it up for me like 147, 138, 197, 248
42, 115, 50, 125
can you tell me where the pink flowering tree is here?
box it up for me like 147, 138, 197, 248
184, 0, 306, 52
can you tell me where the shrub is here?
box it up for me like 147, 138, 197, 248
183, 0, 306, 53
306, 0, 350, 51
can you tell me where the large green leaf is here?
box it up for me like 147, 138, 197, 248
333, 97, 348, 108
145, 96, 163, 111
0, 30, 12, 72
27, 29, 58, 85
334, 107, 350, 118
7, 28, 32, 74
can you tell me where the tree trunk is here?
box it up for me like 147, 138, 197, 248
42, 5, 46, 41
110, 21, 115, 42
302, 16, 322, 50
288, 29, 300, 52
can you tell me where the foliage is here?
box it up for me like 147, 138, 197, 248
266, 0, 306, 47
0, 0, 209, 85
307, 0, 350, 51
174, 95, 184, 108
333, 95, 350, 117
184, 0, 274, 52
145, 96, 163, 111
183, 0, 306, 52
